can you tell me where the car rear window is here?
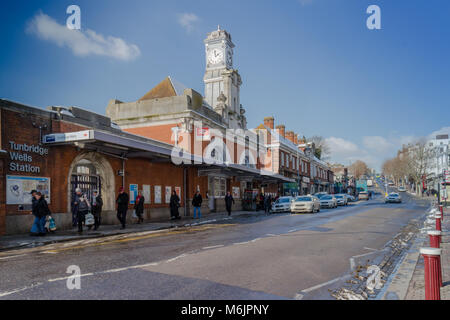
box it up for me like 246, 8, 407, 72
322, 196, 332, 200
296, 197, 311, 202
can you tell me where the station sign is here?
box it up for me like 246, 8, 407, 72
43, 130, 92, 144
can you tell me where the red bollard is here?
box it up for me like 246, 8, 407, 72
439, 205, 444, 221
420, 247, 442, 299
427, 230, 441, 248
435, 213, 442, 232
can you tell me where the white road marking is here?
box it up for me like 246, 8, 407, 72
288, 229, 297, 233
0, 254, 27, 260
166, 254, 187, 263
47, 273, 94, 282
299, 275, 351, 294
0, 282, 43, 298
364, 247, 379, 252
266, 234, 276, 237
202, 245, 224, 250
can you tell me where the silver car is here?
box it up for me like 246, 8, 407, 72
291, 196, 321, 214
334, 194, 348, 206
320, 195, 337, 208
271, 196, 293, 213
385, 192, 402, 203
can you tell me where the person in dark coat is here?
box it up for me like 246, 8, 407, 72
134, 191, 145, 224
91, 190, 103, 230
116, 187, 129, 229
30, 192, 50, 236
192, 191, 202, 219
225, 191, 234, 216
170, 190, 181, 220
72, 188, 90, 234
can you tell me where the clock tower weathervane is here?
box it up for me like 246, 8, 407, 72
203, 26, 246, 129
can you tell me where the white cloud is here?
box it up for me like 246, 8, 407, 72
26, 12, 140, 61
325, 137, 360, 156
362, 136, 394, 154
177, 13, 199, 33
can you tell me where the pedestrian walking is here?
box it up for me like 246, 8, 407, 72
116, 187, 129, 229
264, 194, 270, 213
30, 192, 51, 236
225, 191, 234, 216
170, 190, 181, 220
91, 190, 103, 230
134, 190, 145, 224
192, 191, 202, 219
72, 188, 91, 234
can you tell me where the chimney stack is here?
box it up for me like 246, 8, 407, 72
286, 131, 295, 143
264, 116, 274, 130
294, 134, 298, 145
276, 125, 285, 138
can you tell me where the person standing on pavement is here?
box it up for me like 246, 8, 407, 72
170, 190, 181, 220
225, 191, 234, 216
134, 190, 145, 224
73, 188, 90, 234
116, 187, 129, 229
29, 190, 40, 236
91, 190, 103, 230
33, 192, 51, 236
192, 191, 202, 219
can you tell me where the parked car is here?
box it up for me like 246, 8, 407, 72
314, 192, 328, 199
334, 194, 348, 206
291, 196, 321, 213
385, 192, 402, 203
358, 191, 369, 201
271, 196, 293, 213
398, 186, 406, 192
320, 195, 337, 208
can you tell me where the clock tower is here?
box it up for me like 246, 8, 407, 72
203, 26, 246, 129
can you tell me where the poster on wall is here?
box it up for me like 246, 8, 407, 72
232, 186, 240, 199
143, 185, 151, 204
175, 186, 181, 202
6, 175, 51, 204
154, 185, 161, 204
129, 184, 138, 205
165, 186, 172, 204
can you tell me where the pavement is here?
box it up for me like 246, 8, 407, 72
381, 207, 450, 300
0, 190, 431, 300
0, 210, 266, 252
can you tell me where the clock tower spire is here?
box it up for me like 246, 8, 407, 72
203, 27, 246, 129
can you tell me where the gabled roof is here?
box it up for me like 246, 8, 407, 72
138, 76, 188, 101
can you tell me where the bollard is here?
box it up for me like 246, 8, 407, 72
439, 205, 443, 221
427, 230, 441, 248
421, 247, 442, 299
435, 213, 442, 232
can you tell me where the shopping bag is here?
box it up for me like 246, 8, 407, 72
132, 210, 138, 219
48, 216, 56, 231
85, 213, 95, 226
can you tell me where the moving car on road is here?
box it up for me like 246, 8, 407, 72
314, 192, 328, 199
320, 195, 337, 208
334, 194, 348, 206
398, 186, 406, 192
271, 196, 293, 213
291, 196, 321, 214
385, 192, 402, 203
358, 191, 369, 201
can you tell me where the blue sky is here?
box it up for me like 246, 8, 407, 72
1, 0, 449, 170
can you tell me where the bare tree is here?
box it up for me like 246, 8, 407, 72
404, 139, 434, 195
307, 136, 330, 160
349, 160, 369, 179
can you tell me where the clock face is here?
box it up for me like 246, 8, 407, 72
208, 49, 223, 65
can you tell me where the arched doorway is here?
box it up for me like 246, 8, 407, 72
67, 152, 115, 213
